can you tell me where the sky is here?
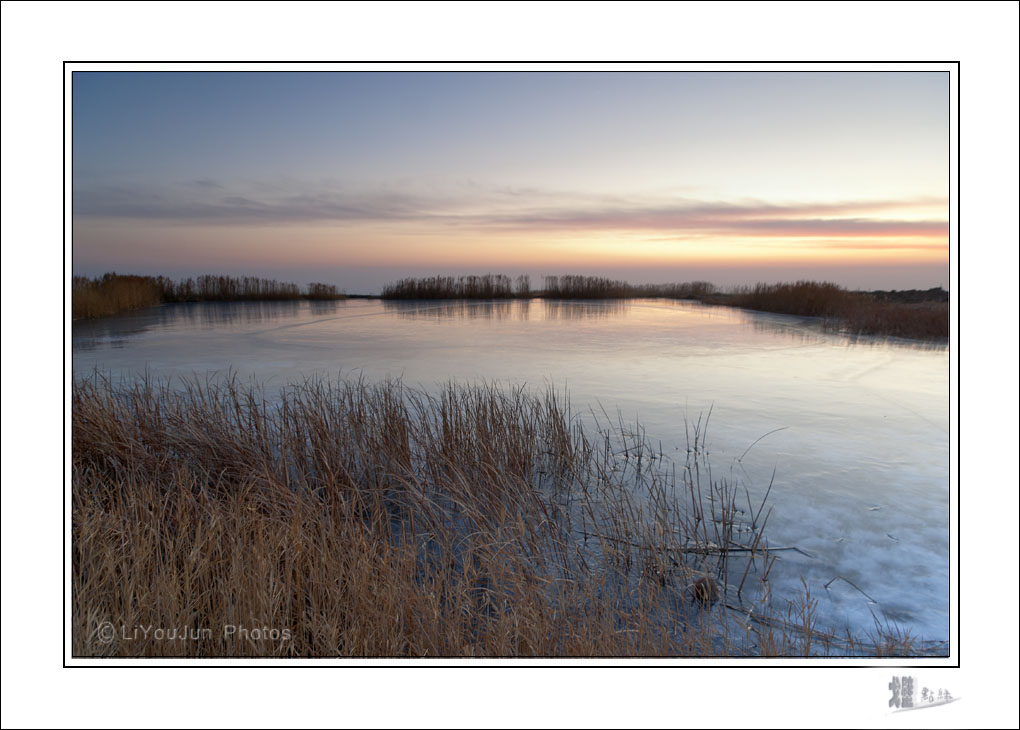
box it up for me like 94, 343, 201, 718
72, 70, 950, 293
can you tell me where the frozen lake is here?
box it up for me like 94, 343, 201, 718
72, 298, 950, 648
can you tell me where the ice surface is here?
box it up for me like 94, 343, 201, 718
72, 298, 950, 646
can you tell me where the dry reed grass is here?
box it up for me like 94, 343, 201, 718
382, 274, 520, 299
379, 275, 947, 339
729, 281, 948, 339
72, 273, 346, 320
381, 275, 714, 300
72, 375, 925, 657
72, 274, 162, 320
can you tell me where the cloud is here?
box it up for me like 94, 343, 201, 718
185, 178, 223, 189
72, 180, 948, 241
72, 184, 442, 224
467, 195, 947, 235
643, 236, 948, 251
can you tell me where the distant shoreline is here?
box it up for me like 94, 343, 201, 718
72, 271, 949, 340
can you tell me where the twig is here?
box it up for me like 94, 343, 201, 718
824, 575, 877, 603
724, 545, 814, 558
738, 427, 788, 462
574, 530, 813, 557
753, 467, 775, 529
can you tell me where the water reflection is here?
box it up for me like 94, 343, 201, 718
72, 313, 153, 351
735, 308, 948, 352
72, 298, 945, 357
72, 300, 343, 351
381, 298, 636, 322
540, 299, 629, 320
307, 300, 343, 317
837, 330, 948, 352
170, 300, 310, 328
382, 299, 532, 321
737, 310, 831, 344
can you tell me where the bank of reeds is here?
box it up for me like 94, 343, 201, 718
729, 281, 855, 318
729, 281, 949, 339
633, 281, 718, 299
306, 282, 343, 300
381, 274, 718, 300
538, 275, 714, 299
540, 275, 632, 298
72, 274, 162, 320
72, 375, 925, 657
72, 273, 346, 320
380, 274, 947, 339
382, 274, 527, 299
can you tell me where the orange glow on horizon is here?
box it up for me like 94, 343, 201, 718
74, 217, 948, 279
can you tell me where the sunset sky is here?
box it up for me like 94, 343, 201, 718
72, 70, 950, 293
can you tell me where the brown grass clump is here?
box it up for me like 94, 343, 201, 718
72, 375, 929, 657
692, 576, 720, 604
729, 281, 948, 340
72, 273, 162, 320
839, 298, 949, 339
73, 273, 347, 320
730, 281, 857, 318
382, 274, 520, 299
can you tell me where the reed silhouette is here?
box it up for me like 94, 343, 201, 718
72, 272, 346, 319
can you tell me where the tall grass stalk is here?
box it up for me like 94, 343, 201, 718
72, 375, 924, 657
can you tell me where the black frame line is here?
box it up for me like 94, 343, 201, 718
63, 61, 960, 669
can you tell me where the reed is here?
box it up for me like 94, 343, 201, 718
156, 274, 303, 302
381, 274, 518, 299
633, 281, 717, 299
729, 281, 856, 318
72, 273, 162, 320
729, 281, 949, 339
381, 274, 718, 300
379, 274, 947, 339
540, 275, 633, 298
72, 273, 347, 319
306, 282, 343, 300
838, 299, 949, 339
72, 374, 927, 657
